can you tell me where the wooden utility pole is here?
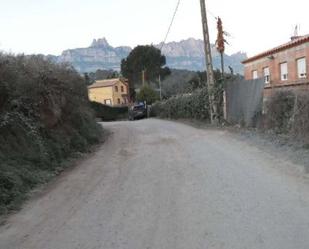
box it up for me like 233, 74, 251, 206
200, 0, 217, 124
142, 70, 146, 86
158, 74, 162, 100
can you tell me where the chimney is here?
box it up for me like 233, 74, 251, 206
291, 36, 302, 41
291, 25, 302, 41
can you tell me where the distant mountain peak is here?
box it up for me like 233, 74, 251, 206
91, 38, 110, 48
53, 37, 247, 73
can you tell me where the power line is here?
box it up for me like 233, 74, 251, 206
160, 0, 181, 50
206, 9, 217, 20
159, 1, 218, 50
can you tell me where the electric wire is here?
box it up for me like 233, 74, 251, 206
160, 0, 181, 50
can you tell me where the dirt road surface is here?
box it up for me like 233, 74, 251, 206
1, 119, 309, 249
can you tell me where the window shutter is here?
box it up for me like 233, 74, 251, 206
263, 67, 270, 83
297, 58, 306, 78
280, 63, 288, 80
252, 70, 258, 79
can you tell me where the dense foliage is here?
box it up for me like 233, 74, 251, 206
121, 45, 170, 99
161, 69, 232, 98
153, 69, 236, 121
136, 85, 159, 105
86, 69, 120, 85
90, 101, 128, 121
152, 88, 210, 120
160, 69, 198, 98
264, 90, 309, 142
0, 54, 102, 215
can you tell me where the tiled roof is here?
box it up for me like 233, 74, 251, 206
88, 78, 127, 89
242, 34, 309, 64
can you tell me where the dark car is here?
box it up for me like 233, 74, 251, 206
128, 104, 147, 120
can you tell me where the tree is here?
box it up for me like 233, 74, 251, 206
88, 69, 119, 82
121, 45, 170, 100
136, 85, 159, 105
84, 73, 92, 86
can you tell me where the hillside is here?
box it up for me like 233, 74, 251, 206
51, 38, 247, 74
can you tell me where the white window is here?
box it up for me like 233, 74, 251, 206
104, 99, 112, 105
297, 57, 307, 79
252, 70, 258, 79
263, 67, 270, 84
280, 62, 288, 81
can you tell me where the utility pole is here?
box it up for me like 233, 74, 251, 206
158, 74, 162, 100
142, 70, 146, 86
200, 0, 217, 124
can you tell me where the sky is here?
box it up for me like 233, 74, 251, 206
0, 0, 308, 57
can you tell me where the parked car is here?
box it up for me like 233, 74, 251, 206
128, 104, 147, 120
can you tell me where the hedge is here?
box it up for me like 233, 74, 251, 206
264, 90, 309, 142
152, 88, 210, 121
90, 101, 128, 121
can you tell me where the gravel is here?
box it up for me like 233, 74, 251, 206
1, 118, 309, 249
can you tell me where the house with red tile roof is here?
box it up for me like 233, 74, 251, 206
242, 35, 309, 96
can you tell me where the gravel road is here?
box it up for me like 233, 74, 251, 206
1, 119, 309, 249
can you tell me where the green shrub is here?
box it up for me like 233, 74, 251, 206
264, 90, 295, 133
264, 90, 309, 142
136, 85, 159, 105
152, 88, 210, 121
293, 93, 309, 140
90, 101, 128, 121
0, 54, 103, 215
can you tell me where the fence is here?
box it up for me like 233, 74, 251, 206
225, 77, 264, 127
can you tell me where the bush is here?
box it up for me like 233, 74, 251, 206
0, 54, 103, 215
264, 90, 295, 133
90, 101, 128, 121
293, 93, 309, 140
152, 87, 210, 121
136, 85, 159, 105
264, 90, 309, 142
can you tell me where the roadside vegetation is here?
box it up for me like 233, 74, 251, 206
152, 70, 233, 121
90, 101, 128, 121
0, 54, 103, 215
84, 69, 120, 86
136, 85, 159, 105
152, 88, 210, 120
153, 68, 309, 147
263, 90, 309, 144
121, 45, 171, 100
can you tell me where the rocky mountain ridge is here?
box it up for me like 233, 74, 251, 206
51, 37, 247, 74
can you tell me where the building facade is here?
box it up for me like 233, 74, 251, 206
242, 35, 309, 96
88, 78, 129, 106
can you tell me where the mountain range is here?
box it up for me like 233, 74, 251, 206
49, 38, 247, 74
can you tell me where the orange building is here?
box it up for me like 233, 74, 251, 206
242, 35, 309, 96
